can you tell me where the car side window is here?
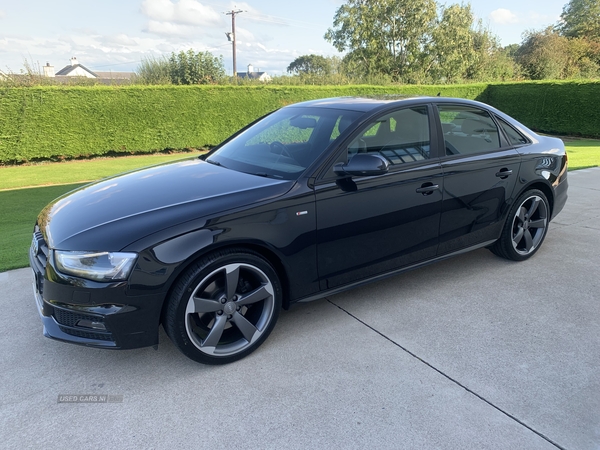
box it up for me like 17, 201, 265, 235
438, 105, 501, 156
496, 117, 530, 146
330, 115, 358, 142
347, 106, 430, 165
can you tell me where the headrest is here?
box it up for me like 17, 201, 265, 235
461, 119, 484, 135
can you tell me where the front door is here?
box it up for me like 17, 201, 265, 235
315, 105, 443, 289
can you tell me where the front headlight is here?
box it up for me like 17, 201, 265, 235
54, 251, 137, 282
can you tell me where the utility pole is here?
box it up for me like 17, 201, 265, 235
225, 9, 243, 78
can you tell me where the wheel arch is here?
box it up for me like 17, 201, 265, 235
514, 180, 555, 219
159, 241, 292, 325
230, 242, 291, 310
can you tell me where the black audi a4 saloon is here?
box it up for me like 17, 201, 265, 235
30, 96, 568, 364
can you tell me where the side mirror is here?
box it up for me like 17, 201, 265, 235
334, 153, 389, 177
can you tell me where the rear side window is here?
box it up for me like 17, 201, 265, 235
496, 117, 529, 146
438, 105, 501, 156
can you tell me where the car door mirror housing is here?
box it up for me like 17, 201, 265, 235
334, 153, 389, 177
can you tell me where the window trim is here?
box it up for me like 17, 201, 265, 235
494, 115, 532, 148
314, 103, 439, 184
433, 103, 527, 160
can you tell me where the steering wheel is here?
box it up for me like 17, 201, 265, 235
270, 141, 299, 164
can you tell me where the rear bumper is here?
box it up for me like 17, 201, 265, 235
551, 171, 568, 220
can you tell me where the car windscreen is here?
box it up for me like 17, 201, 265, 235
207, 107, 363, 180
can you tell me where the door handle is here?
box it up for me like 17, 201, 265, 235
416, 184, 439, 195
495, 169, 513, 179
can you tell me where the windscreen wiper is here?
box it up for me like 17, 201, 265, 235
206, 159, 223, 167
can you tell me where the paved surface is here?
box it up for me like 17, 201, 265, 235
1, 168, 599, 450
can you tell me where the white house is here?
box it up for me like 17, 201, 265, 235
42, 57, 134, 82
55, 57, 98, 78
237, 64, 271, 82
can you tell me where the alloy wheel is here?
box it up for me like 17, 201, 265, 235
184, 263, 275, 357
511, 195, 548, 256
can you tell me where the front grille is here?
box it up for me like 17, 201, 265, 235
32, 226, 49, 269
58, 326, 114, 341
54, 308, 105, 328
30, 226, 49, 294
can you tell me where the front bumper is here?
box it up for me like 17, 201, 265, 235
31, 276, 118, 347
29, 228, 164, 350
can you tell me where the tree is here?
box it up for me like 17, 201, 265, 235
503, 44, 521, 59
516, 27, 600, 79
559, 0, 600, 40
564, 36, 600, 77
324, 0, 438, 81
324, 0, 513, 83
428, 3, 475, 82
466, 23, 520, 82
287, 54, 332, 76
517, 28, 570, 79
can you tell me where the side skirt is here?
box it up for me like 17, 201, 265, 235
295, 239, 497, 304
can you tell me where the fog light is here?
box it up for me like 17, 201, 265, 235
76, 319, 106, 331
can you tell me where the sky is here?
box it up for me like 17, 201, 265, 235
0, 0, 569, 76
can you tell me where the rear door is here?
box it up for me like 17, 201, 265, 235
435, 103, 521, 255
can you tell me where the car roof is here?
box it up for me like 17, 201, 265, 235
283, 96, 535, 137
284, 95, 492, 113
285, 96, 427, 112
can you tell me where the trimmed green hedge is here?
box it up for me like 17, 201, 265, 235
484, 81, 600, 138
0, 82, 597, 164
0, 85, 486, 163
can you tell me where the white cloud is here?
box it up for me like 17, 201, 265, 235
228, 2, 289, 27
527, 11, 560, 25
488, 8, 560, 32
102, 34, 140, 47
226, 2, 257, 14
489, 9, 519, 25
0, 1, 338, 76
141, 0, 223, 28
234, 27, 256, 44
0, 32, 317, 76
136, 1, 323, 73
0, 23, 328, 76
0, 32, 190, 73
145, 20, 202, 37
0, 9, 6, 19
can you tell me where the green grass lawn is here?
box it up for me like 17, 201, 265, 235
0, 141, 598, 272
0, 153, 199, 271
0, 152, 198, 190
0, 183, 86, 271
564, 140, 600, 171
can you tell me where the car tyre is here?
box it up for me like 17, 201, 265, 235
490, 189, 550, 261
164, 248, 282, 365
